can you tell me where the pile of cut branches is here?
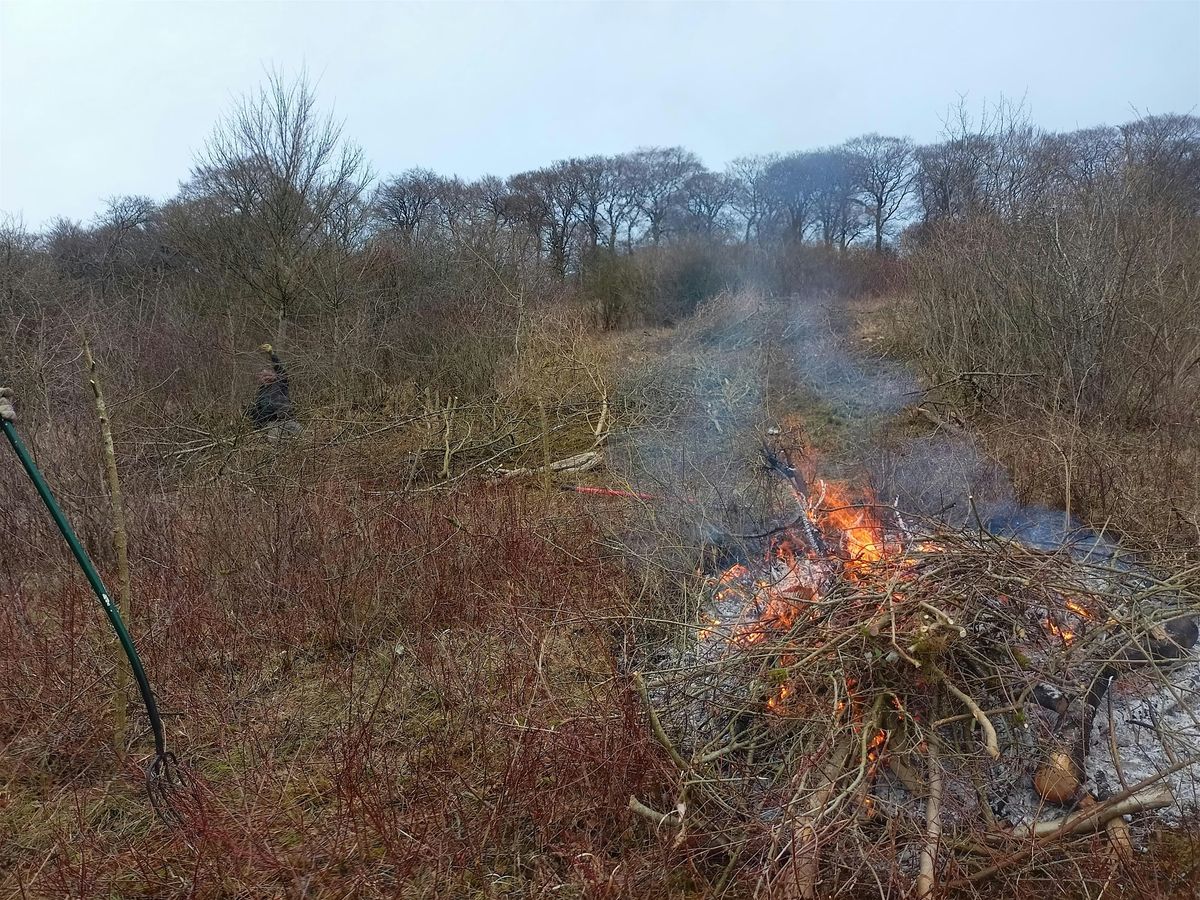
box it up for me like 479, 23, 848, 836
631, 476, 1200, 897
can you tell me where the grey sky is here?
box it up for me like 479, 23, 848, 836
2, 0, 1197, 228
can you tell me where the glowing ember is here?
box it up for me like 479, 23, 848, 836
697, 612, 722, 641
1065, 598, 1092, 618
767, 683, 792, 712
1043, 616, 1077, 644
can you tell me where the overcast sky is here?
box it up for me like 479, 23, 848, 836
1, 0, 1197, 228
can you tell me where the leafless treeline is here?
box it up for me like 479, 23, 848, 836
4, 74, 1196, 324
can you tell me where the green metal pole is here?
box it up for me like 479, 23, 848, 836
1, 416, 168, 760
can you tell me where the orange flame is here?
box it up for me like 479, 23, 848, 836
867, 729, 888, 758
1043, 617, 1076, 644
767, 683, 792, 712
865, 728, 890, 779
700, 458, 933, 720
1065, 599, 1092, 619
820, 483, 886, 565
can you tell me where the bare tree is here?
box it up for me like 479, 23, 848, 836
1038, 126, 1123, 201
175, 70, 371, 337
966, 100, 1050, 222
0, 213, 44, 314
846, 134, 915, 252
915, 98, 1052, 227
727, 154, 778, 243
678, 170, 737, 238
45, 217, 95, 280
370, 168, 442, 245
628, 147, 704, 244
92, 196, 164, 290
570, 155, 612, 255
1121, 114, 1200, 214
599, 153, 643, 252
471, 174, 510, 227
428, 176, 478, 242
508, 161, 583, 276
763, 152, 823, 241
807, 149, 866, 248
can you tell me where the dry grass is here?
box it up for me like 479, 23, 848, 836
0, 463, 684, 897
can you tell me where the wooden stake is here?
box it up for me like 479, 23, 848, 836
83, 340, 132, 762
539, 400, 551, 498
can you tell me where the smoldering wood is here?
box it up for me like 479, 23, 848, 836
629, 440, 1200, 896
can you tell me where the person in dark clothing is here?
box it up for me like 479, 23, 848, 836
246, 343, 296, 431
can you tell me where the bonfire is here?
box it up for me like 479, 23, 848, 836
633, 441, 1200, 897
